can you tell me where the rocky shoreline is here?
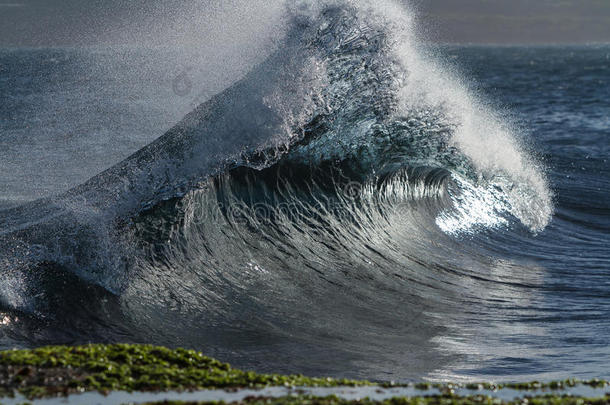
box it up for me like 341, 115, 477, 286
0, 344, 608, 404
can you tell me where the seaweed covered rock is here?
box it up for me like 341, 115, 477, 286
0, 344, 365, 399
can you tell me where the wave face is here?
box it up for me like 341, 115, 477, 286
0, 0, 557, 381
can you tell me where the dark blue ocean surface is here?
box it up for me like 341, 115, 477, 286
0, 12, 608, 383
438, 45, 610, 379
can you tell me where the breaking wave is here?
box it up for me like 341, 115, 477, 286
0, 0, 553, 380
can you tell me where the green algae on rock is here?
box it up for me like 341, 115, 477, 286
400, 379, 609, 391
140, 395, 610, 405
1, 344, 609, 402
0, 344, 367, 399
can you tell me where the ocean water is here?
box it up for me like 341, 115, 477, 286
0, 2, 609, 383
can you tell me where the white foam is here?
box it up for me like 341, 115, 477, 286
347, 0, 553, 232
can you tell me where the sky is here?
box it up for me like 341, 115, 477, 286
416, 0, 610, 44
0, 0, 609, 46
